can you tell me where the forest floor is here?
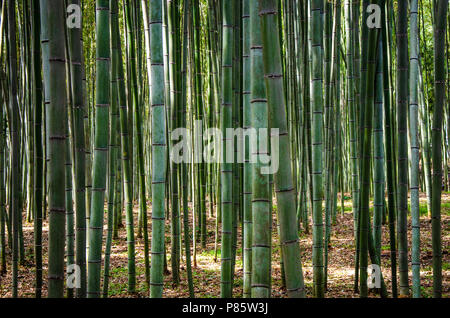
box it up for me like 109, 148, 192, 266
0, 192, 449, 298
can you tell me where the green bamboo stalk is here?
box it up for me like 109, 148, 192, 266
31, 0, 43, 298
149, 0, 167, 298
325, 0, 341, 291
167, 0, 180, 286
44, 0, 67, 298
140, 0, 151, 290
124, 0, 135, 206
303, 0, 312, 237
192, 0, 207, 251
359, 1, 380, 297
431, 0, 448, 298
373, 37, 385, 261
0, 1, 4, 54
309, 0, 324, 298
332, 0, 342, 222
409, 0, 421, 298
65, 100, 74, 299
125, 1, 147, 290
249, 0, 270, 298
351, 0, 362, 292
67, 0, 87, 298
345, 0, 359, 292
103, 0, 120, 297
242, 0, 252, 298
358, 0, 369, 158
220, 0, 234, 298
114, 0, 136, 294
231, 0, 242, 282
418, 0, 433, 218
323, 6, 333, 264
7, 0, 20, 298
0, 58, 6, 276
87, 0, 110, 298
180, 0, 194, 297
113, 137, 122, 240
396, 0, 410, 297
259, 0, 305, 298
381, 0, 397, 297
418, 69, 432, 214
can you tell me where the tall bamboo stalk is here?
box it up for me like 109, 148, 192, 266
373, 38, 385, 262
67, 0, 87, 298
114, 0, 136, 294
409, 0, 421, 298
358, 0, 380, 297
167, 0, 180, 286
220, 0, 234, 298
45, 0, 67, 298
381, 0, 397, 297
396, 0, 410, 297
103, 0, 120, 297
309, 0, 324, 298
149, 0, 167, 298
0, 69, 5, 276
31, 0, 43, 298
259, 0, 305, 298
249, 0, 270, 298
180, 0, 194, 297
7, 0, 20, 298
140, 0, 151, 290
431, 0, 448, 299
242, 0, 252, 298
87, 0, 110, 297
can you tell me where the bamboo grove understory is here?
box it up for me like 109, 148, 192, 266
0, 0, 448, 298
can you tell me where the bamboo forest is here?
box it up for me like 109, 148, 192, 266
0, 0, 448, 300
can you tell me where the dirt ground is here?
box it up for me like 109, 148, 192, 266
0, 192, 448, 298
